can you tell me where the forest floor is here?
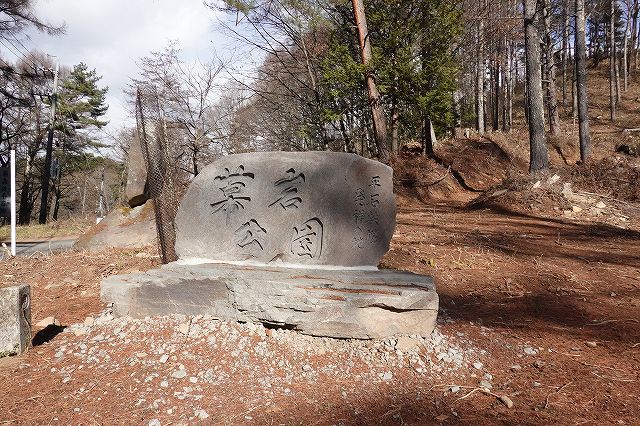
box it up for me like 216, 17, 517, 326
0, 66, 639, 425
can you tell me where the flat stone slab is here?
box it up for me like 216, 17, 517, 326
0, 285, 31, 356
175, 152, 395, 268
101, 263, 438, 339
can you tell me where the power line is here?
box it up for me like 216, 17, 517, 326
4, 37, 33, 66
11, 37, 32, 58
0, 39, 38, 71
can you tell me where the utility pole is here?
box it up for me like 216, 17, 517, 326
38, 60, 59, 224
10, 149, 16, 256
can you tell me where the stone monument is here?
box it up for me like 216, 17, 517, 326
0, 285, 31, 356
102, 152, 438, 339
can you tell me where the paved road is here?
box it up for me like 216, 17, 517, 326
1, 238, 76, 260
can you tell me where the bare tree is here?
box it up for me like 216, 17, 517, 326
575, 0, 591, 161
610, 0, 617, 120
131, 43, 225, 177
524, 0, 549, 171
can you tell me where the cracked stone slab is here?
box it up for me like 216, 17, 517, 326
0, 285, 31, 356
101, 263, 438, 339
174, 152, 395, 268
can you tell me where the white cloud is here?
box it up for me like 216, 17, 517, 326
20, 0, 237, 143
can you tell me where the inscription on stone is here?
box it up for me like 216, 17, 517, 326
269, 168, 305, 210
234, 219, 267, 251
352, 175, 382, 249
175, 152, 395, 267
291, 218, 323, 258
210, 165, 254, 224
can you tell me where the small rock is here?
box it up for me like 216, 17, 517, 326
533, 360, 546, 369
148, 419, 161, 426
479, 380, 492, 389
533, 381, 542, 387
35, 316, 60, 328
396, 336, 420, 352
472, 362, 483, 370
499, 395, 514, 409
547, 174, 560, 185
523, 346, 538, 356
381, 372, 393, 382
302, 364, 312, 372
160, 381, 169, 388
84, 317, 95, 327
483, 373, 493, 381
189, 376, 198, 383
171, 369, 187, 379
449, 385, 460, 394
510, 364, 522, 371
73, 328, 87, 337
585, 341, 597, 348
91, 334, 106, 342
159, 354, 169, 363
572, 206, 583, 213
194, 410, 209, 420
532, 180, 541, 189
595, 201, 606, 209
178, 322, 190, 335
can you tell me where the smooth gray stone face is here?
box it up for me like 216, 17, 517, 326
175, 152, 396, 267
0, 285, 31, 356
125, 135, 148, 208
101, 263, 438, 339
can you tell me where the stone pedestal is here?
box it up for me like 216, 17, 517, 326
0, 285, 31, 356
101, 263, 438, 339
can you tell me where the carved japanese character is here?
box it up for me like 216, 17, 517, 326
269, 168, 305, 210
234, 219, 267, 250
369, 175, 381, 188
370, 193, 380, 208
354, 188, 366, 206
291, 218, 323, 258
210, 165, 255, 223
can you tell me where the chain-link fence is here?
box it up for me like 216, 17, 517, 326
135, 86, 179, 263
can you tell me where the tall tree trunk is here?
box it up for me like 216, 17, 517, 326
352, 0, 390, 163
562, 0, 570, 108
491, 59, 500, 132
524, 0, 549, 171
503, 37, 511, 131
476, 13, 485, 133
18, 152, 35, 225
610, 0, 617, 120
623, 14, 629, 90
576, 0, 592, 161
632, 0, 639, 70
543, 0, 561, 136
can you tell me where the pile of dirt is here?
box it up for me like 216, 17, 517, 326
392, 154, 471, 205
571, 154, 640, 202
436, 137, 517, 191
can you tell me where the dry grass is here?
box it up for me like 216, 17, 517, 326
0, 217, 94, 241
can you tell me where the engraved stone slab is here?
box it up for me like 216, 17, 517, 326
0, 285, 31, 356
175, 152, 395, 268
101, 263, 438, 339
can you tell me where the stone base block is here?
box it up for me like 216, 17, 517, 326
0, 285, 31, 356
101, 263, 438, 339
